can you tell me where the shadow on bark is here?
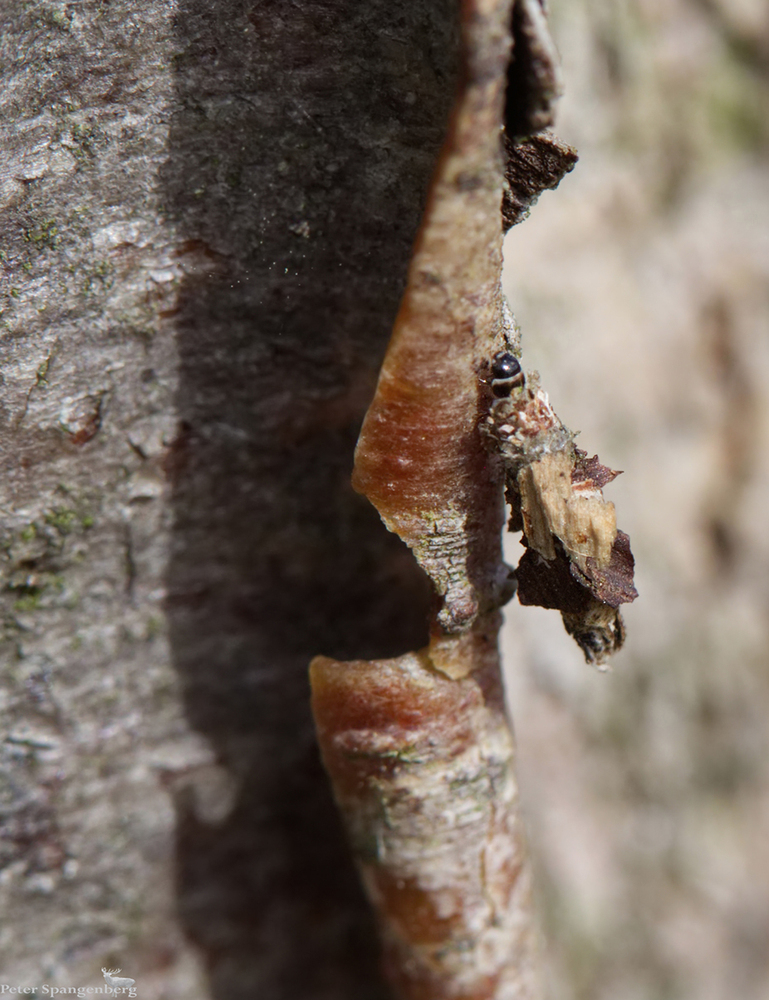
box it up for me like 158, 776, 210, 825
161, 1, 458, 997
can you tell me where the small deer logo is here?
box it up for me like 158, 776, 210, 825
101, 969, 136, 989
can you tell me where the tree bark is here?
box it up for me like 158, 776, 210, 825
0, 2, 460, 997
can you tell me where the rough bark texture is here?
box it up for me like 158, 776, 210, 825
0, 2, 462, 996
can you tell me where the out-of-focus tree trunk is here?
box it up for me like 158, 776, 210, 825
0, 3, 460, 997
501, 2, 769, 999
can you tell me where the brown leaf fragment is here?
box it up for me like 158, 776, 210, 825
571, 448, 622, 490
516, 542, 630, 667
505, 0, 563, 140
515, 528, 635, 667
502, 131, 578, 231
570, 529, 639, 608
516, 540, 592, 613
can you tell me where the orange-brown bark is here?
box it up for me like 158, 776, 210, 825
311, 632, 537, 1000
351, 0, 513, 635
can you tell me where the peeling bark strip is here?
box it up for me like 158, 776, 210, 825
504, 0, 562, 140
350, 0, 513, 637
310, 0, 548, 996
310, 633, 537, 1000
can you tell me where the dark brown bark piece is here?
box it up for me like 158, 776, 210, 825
502, 132, 578, 231
517, 531, 638, 613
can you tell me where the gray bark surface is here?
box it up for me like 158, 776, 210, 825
0, 2, 458, 996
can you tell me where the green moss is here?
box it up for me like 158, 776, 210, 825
14, 596, 40, 613
82, 260, 115, 295
69, 122, 103, 166
24, 220, 58, 251
13, 587, 41, 613
44, 507, 78, 534
19, 524, 37, 543
145, 615, 163, 640
8, 572, 67, 614
36, 359, 50, 386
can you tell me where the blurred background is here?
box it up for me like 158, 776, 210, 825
501, 0, 769, 997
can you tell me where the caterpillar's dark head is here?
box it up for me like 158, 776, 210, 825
490, 352, 525, 397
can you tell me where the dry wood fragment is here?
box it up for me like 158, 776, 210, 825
485, 367, 638, 665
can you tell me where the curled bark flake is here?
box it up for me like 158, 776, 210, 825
351, 0, 515, 637
310, 632, 538, 1000
501, 2, 575, 231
